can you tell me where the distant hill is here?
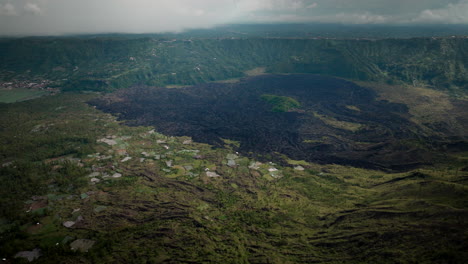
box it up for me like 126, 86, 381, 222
0, 36, 467, 95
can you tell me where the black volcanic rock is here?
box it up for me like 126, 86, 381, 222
91, 74, 450, 170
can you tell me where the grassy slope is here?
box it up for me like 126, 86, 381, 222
0, 88, 466, 263
358, 81, 468, 140
0, 88, 48, 103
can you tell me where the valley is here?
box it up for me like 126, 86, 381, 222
0, 30, 467, 263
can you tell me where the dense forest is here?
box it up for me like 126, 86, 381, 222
1, 37, 467, 94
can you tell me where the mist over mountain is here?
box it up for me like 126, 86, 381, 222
2, 0, 468, 35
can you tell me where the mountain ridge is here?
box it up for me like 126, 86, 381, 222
1, 37, 467, 95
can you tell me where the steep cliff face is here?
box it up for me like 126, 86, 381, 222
266, 38, 468, 91
1, 37, 467, 93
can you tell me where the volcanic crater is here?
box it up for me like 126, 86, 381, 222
91, 74, 447, 170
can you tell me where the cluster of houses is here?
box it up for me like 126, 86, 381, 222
0, 79, 53, 90
0, 79, 61, 95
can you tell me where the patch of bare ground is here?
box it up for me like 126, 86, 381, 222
245, 67, 267, 76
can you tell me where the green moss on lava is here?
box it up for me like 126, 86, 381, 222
260, 94, 301, 112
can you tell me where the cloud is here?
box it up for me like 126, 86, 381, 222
0, 0, 312, 35
0, 0, 467, 35
414, 0, 468, 23
326, 12, 389, 24
249, 12, 391, 24
24, 2, 43, 15
246, 0, 468, 25
0, 3, 17, 16
234, 0, 307, 12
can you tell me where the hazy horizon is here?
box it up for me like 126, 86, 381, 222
1, 0, 468, 36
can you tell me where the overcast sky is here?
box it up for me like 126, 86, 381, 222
1, 0, 468, 35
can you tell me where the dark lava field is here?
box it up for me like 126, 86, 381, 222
91, 74, 457, 171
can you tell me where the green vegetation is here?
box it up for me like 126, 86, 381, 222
0, 91, 466, 263
345, 105, 361, 112
313, 111, 363, 132
1, 37, 467, 94
0, 94, 112, 219
261, 94, 301, 112
0, 88, 49, 103
0, 33, 467, 263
